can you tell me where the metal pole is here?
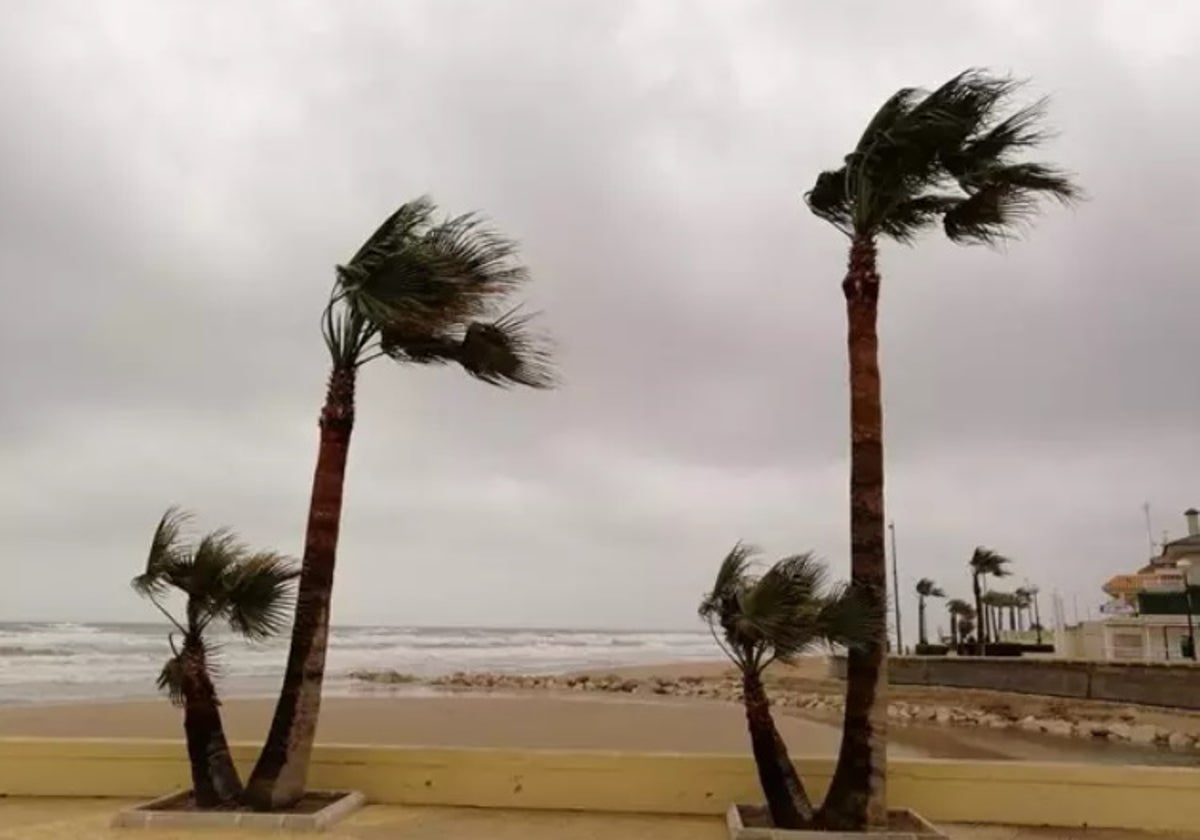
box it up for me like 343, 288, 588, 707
890, 521, 902, 654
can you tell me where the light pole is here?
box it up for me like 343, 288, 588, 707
890, 521, 902, 655
1178, 560, 1196, 661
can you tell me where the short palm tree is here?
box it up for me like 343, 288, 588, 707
945, 599, 973, 647
971, 548, 1012, 652
133, 507, 298, 807
914, 578, 945, 647
247, 198, 554, 808
699, 543, 875, 830
805, 69, 1078, 829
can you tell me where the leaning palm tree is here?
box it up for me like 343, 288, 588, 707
914, 578, 945, 647
246, 198, 555, 809
804, 69, 1078, 829
133, 507, 298, 808
971, 548, 1012, 652
945, 599, 974, 649
699, 543, 876, 830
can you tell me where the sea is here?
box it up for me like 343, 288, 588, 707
0, 622, 720, 706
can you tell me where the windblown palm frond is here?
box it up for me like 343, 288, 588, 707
222, 552, 300, 641
946, 598, 974, 617
805, 68, 1080, 246
700, 544, 879, 674
157, 654, 187, 707
133, 508, 299, 646
323, 198, 556, 388
915, 578, 945, 598
133, 506, 191, 597
970, 547, 1012, 578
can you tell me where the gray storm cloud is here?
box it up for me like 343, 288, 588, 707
1, 1, 1197, 640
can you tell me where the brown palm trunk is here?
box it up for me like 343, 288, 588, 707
245, 366, 356, 809
973, 575, 985, 654
817, 235, 888, 831
181, 642, 243, 807
917, 597, 926, 646
742, 670, 813, 829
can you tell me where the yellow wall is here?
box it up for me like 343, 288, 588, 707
4, 738, 1200, 832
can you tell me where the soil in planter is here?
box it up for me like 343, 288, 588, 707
153, 792, 346, 814
738, 805, 931, 834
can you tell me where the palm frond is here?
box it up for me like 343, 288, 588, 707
804, 167, 852, 233
156, 654, 187, 707
809, 582, 881, 656
457, 309, 556, 389
344, 196, 437, 279
222, 552, 300, 641
179, 528, 246, 607
970, 546, 1012, 577
699, 542, 757, 620
700, 545, 867, 670
807, 67, 1079, 245
132, 507, 191, 596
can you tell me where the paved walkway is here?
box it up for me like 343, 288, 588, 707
1, 799, 1195, 839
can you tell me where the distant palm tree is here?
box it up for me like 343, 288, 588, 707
247, 198, 555, 809
945, 600, 975, 648
914, 579, 945, 646
981, 590, 1010, 641
970, 548, 1012, 653
805, 68, 1078, 829
699, 543, 875, 830
1024, 585, 1044, 643
957, 615, 976, 646
133, 508, 298, 807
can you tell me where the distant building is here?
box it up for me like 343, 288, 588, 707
1067, 508, 1200, 661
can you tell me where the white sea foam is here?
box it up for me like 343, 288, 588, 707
0, 622, 719, 705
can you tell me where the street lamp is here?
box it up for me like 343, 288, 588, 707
1177, 560, 1197, 661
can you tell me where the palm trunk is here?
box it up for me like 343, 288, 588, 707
245, 366, 356, 809
181, 641, 242, 807
742, 670, 814, 829
1033, 596, 1043, 644
973, 575, 984, 654
949, 613, 958, 647
917, 597, 927, 646
818, 235, 888, 831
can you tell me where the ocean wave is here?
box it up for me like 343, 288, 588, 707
0, 645, 75, 657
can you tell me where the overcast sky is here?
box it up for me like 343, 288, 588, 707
2, 1, 1197, 639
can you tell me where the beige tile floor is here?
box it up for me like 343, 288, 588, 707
0, 799, 1193, 840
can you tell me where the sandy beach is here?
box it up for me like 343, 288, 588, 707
1, 657, 1196, 766
0, 692, 892, 756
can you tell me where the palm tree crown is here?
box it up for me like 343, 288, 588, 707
970, 547, 1012, 579
946, 598, 974, 617
699, 543, 877, 675
805, 68, 1080, 246
915, 578, 945, 599
324, 196, 555, 388
132, 507, 299, 703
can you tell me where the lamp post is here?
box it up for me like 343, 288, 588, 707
1178, 560, 1196, 661
889, 521, 902, 655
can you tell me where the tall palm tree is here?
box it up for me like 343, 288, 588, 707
914, 579, 945, 647
804, 69, 1078, 829
133, 507, 298, 807
246, 198, 555, 809
1025, 584, 1044, 644
945, 598, 972, 648
699, 543, 875, 830
972, 548, 1012, 652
